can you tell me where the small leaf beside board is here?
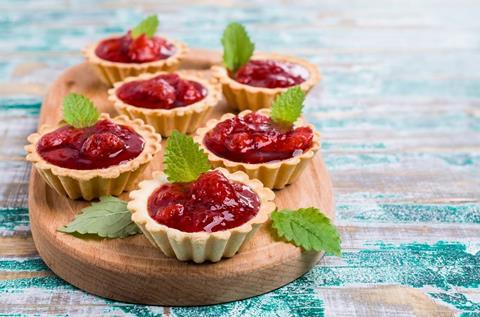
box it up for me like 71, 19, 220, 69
58, 196, 140, 238
271, 207, 341, 255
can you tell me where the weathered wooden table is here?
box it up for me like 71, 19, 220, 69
1, 1, 479, 316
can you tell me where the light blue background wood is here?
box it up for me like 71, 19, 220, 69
0, 0, 479, 316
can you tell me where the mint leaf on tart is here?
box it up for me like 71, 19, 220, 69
63, 93, 100, 129
164, 130, 211, 183
221, 22, 255, 74
131, 15, 159, 39
58, 196, 140, 238
270, 86, 305, 126
271, 207, 341, 255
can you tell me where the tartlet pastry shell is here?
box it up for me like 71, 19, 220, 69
194, 109, 321, 189
108, 70, 221, 137
128, 167, 276, 263
212, 53, 320, 111
83, 36, 188, 86
25, 114, 162, 200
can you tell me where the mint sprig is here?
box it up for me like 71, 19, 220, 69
221, 22, 255, 74
164, 130, 211, 183
63, 93, 100, 129
58, 196, 140, 238
271, 207, 341, 255
131, 15, 159, 39
270, 87, 305, 126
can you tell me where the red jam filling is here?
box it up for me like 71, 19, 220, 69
233, 59, 308, 88
116, 74, 207, 109
148, 170, 260, 233
95, 31, 176, 63
37, 119, 144, 170
204, 112, 313, 164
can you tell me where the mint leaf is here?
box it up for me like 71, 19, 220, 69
221, 22, 255, 73
270, 87, 305, 125
58, 196, 140, 238
164, 130, 211, 183
63, 93, 100, 128
271, 207, 341, 255
131, 15, 159, 39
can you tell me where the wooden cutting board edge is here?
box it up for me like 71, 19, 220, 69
28, 48, 335, 306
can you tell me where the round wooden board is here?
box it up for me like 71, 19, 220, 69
28, 49, 335, 306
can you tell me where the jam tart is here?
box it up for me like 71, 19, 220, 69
128, 168, 275, 263
213, 53, 320, 111
25, 113, 161, 200
83, 30, 188, 86
108, 71, 221, 136
195, 108, 320, 189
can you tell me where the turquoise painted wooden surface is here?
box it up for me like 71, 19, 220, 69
0, 0, 479, 316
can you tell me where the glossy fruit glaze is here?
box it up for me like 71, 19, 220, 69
233, 59, 308, 88
95, 31, 176, 63
37, 119, 144, 170
116, 73, 207, 109
148, 170, 260, 233
204, 112, 313, 164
